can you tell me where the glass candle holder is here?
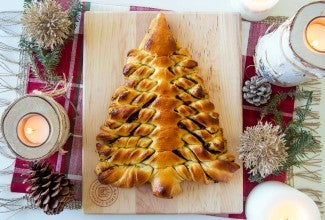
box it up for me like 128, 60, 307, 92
17, 113, 50, 147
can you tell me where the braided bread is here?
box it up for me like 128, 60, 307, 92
95, 12, 240, 199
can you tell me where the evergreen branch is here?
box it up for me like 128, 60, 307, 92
259, 89, 321, 179
23, 0, 33, 9
29, 53, 61, 83
284, 130, 314, 168
20, 36, 61, 72
33, 46, 62, 72
281, 91, 319, 171
67, 0, 82, 38
260, 89, 311, 128
260, 91, 288, 126
19, 36, 62, 83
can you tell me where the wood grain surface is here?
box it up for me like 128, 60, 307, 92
83, 12, 243, 214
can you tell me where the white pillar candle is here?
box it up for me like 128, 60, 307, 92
246, 181, 321, 220
231, 0, 279, 21
17, 113, 50, 147
254, 2, 325, 87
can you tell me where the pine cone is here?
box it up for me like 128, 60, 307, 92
243, 76, 272, 106
24, 161, 75, 215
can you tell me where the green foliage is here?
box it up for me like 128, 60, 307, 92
21, 0, 82, 84
68, 0, 83, 38
23, 0, 33, 9
20, 37, 62, 82
34, 46, 62, 72
259, 89, 320, 179
261, 89, 311, 127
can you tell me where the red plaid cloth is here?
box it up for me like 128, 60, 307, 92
10, 1, 90, 201
11, 3, 295, 218
227, 22, 295, 219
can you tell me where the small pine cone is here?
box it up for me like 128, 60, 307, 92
24, 161, 75, 215
243, 76, 272, 106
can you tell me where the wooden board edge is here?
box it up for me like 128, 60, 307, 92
82, 12, 244, 214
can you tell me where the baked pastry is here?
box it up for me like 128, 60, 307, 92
95, 12, 240, 199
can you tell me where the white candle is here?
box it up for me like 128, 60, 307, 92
231, 0, 279, 21
306, 17, 325, 52
17, 113, 50, 147
246, 181, 321, 220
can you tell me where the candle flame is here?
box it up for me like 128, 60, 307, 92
311, 40, 319, 48
306, 19, 325, 52
25, 127, 35, 134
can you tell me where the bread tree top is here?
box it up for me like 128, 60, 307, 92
139, 13, 178, 56
95, 12, 239, 199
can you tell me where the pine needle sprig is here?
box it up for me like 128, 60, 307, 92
19, 37, 61, 83
261, 89, 320, 175
20, 0, 82, 84
23, 0, 33, 8
260, 91, 292, 127
284, 129, 315, 169
33, 46, 62, 72
67, 0, 82, 38
261, 89, 311, 127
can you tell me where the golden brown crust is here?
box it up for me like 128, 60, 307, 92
151, 167, 182, 198
139, 13, 178, 56
95, 12, 239, 199
97, 164, 153, 187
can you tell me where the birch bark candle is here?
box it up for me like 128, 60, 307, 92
1, 94, 70, 160
254, 1, 325, 86
231, 0, 279, 21
246, 181, 321, 220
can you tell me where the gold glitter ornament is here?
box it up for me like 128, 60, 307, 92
239, 121, 287, 180
21, 0, 72, 50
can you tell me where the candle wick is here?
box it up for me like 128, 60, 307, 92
25, 127, 35, 134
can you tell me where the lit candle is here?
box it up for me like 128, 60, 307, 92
1, 94, 69, 160
231, 0, 279, 21
246, 181, 321, 220
306, 17, 325, 52
17, 113, 50, 147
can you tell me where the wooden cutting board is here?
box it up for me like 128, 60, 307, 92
83, 12, 243, 214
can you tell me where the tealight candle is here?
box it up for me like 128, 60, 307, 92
246, 181, 321, 220
17, 113, 50, 147
231, 0, 279, 21
306, 17, 325, 52
1, 94, 70, 160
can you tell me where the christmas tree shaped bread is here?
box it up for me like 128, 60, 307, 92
95, 13, 240, 199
